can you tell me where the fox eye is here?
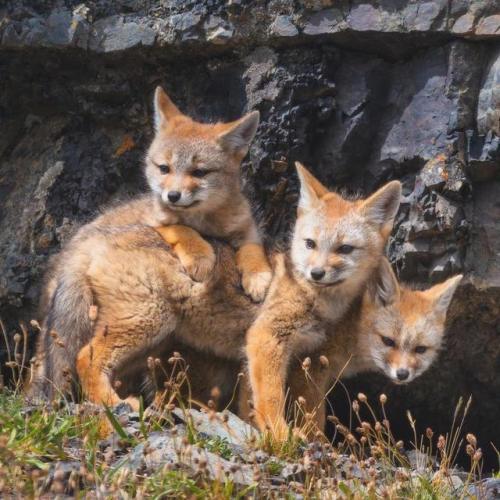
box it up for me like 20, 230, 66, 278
415, 346, 427, 354
305, 239, 316, 250
337, 244, 355, 254
381, 336, 396, 348
191, 169, 209, 178
158, 164, 170, 174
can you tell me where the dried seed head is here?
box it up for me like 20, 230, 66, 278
375, 421, 382, 432
30, 319, 41, 330
154, 358, 161, 366
113, 380, 122, 389
327, 415, 339, 424
352, 400, 360, 413
466, 433, 477, 447
358, 393, 367, 403
473, 449, 482, 462
346, 433, 356, 444
336, 424, 349, 436
426, 427, 434, 439
379, 393, 387, 404
173, 352, 181, 359
13, 333, 21, 344
319, 355, 329, 368
297, 396, 306, 406
437, 435, 446, 450
302, 357, 311, 370
210, 386, 221, 400
466, 444, 474, 456
147, 357, 154, 369
396, 440, 404, 449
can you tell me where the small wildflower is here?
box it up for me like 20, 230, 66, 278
358, 392, 367, 403
379, 393, 387, 404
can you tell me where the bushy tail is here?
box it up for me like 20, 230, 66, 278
26, 255, 94, 401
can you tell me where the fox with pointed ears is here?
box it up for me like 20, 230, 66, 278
28, 87, 271, 400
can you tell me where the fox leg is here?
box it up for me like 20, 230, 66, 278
76, 328, 145, 410
245, 322, 290, 441
237, 370, 254, 424
155, 225, 215, 282
235, 243, 272, 302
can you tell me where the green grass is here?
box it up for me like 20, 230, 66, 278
0, 388, 494, 499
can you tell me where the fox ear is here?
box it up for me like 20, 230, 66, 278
370, 258, 400, 307
359, 181, 402, 231
217, 111, 260, 156
295, 162, 329, 214
425, 274, 463, 318
154, 86, 182, 130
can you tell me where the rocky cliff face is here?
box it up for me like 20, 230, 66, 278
0, 1, 498, 466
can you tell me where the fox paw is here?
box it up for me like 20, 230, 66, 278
242, 269, 272, 302
182, 250, 216, 282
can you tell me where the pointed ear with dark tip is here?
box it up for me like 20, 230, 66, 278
358, 181, 402, 231
295, 162, 329, 214
154, 86, 182, 130
370, 257, 400, 307
217, 111, 260, 156
426, 274, 463, 318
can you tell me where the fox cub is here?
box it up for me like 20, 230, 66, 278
148, 87, 271, 301
286, 258, 463, 436
245, 163, 402, 439
28, 87, 270, 400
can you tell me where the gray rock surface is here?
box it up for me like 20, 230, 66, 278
0, 0, 498, 468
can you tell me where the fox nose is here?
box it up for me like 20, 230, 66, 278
310, 268, 326, 281
396, 368, 410, 381
167, 191, 181, 203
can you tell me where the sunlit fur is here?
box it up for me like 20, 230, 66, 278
145, 87, 259, 223
244, 165, 402, 438
289, 163, 401, 321
286, 261, 463, 436
360, 275, 463, 384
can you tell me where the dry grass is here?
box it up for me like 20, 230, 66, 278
0, 320, 495, 498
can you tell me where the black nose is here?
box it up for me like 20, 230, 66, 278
396, 368, 410, 381
167, 191, 181, 203
310, 268, 326, 281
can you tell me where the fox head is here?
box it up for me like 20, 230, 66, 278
145, 87, 259, 213
290, 162, 402, 296
363, 258, 463, 384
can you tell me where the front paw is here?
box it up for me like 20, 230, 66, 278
182, 251, 216, 282
242, 269, 272, 302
